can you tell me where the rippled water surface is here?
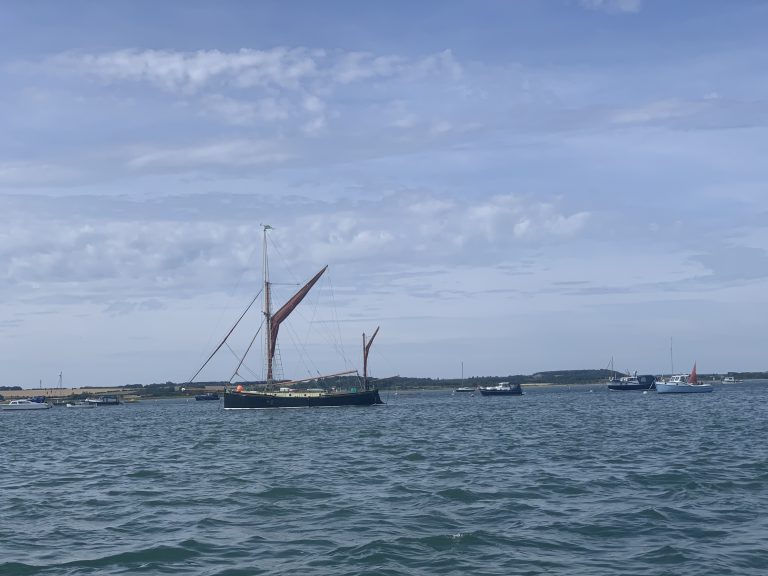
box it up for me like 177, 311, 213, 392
2, 382, 768, 575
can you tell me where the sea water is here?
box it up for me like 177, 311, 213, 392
1, 382, 767, 575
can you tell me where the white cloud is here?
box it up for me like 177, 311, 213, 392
578, 0, 642, 14
466, 195, 589, 241
610, 99, 700, 125
127, 139, 294, 169
49, 47, 322, 93
201, 94, 291, 125
0, 192, 591, 305
45, 47, 461, 94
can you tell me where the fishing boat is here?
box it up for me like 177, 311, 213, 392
608, 374, 656, 391
479, 382, 522, 396
1, 399, 52, 411
655, 363, 713, 394
191, 225, 384, 410
721, 376, 743, 384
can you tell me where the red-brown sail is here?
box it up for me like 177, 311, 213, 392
267, 265, 327, 380
689, 362, 698, 385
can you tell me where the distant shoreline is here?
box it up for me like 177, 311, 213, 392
2, 377, 764, 399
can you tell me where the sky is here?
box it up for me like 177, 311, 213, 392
2, 0, 768, 388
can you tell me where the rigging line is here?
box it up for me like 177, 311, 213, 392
265, 230, 303, 288
327, 271, 345, 365
231, 359, 261, 383
224, 343, 261, 381
187, 288, 263, 383
228, 322, 264, 383
302, 272, 352, 372
195, 230, 261, 368
296, 280, 325, 378
284, 319, 322, 379
327, 272, 353, 372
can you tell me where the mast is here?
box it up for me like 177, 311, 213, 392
363, 326, 380, 390
670, 337, 674, 375
263, 225, 272, 383
262, 224, 328, 383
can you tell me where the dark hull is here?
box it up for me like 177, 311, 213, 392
608, 383, 656, 391
479, 388, 522, 396
195, 393, 220, 401
223, 389, 383, 409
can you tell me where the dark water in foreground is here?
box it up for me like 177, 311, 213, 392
2, 382, 768, 575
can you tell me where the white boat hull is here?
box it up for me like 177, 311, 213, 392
655, 382, 713, 394
0, 401, 52, 410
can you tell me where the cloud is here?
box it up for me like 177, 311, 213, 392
201, 94, 292, 125
610, 100, 700, 125
0, 161, 83, 187
45, 47, 461, 94
47, 47, 322, 93
467, 195, 590, 241
127, 139, 295, 169
693, 244, 768, 283
578, 0, 642, 14
0, 192, 590, 305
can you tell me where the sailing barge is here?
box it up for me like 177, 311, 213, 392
191, 225, 383, 409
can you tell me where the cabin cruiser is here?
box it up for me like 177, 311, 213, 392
0, 399, 52, 410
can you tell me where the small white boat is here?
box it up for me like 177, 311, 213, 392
479, 382, 522, 396
84, 395, 121, 406
66, 401, 97, 409
0, 399, 52, 410
721, 376, 742, 384
655, 363, 713, 394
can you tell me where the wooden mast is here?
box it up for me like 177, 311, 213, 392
263, 225, 273, 383
262, 224, 328, 383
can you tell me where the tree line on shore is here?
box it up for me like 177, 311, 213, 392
124, 368, 768, 395
5, 369, 766, 396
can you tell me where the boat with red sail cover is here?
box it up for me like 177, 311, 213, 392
655, 363, 713, 394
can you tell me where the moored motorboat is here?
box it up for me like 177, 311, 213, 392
1, 399, 52, 410
479, 382, 522, 396
721, 376, 742, 384
195, 392, 220, 401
